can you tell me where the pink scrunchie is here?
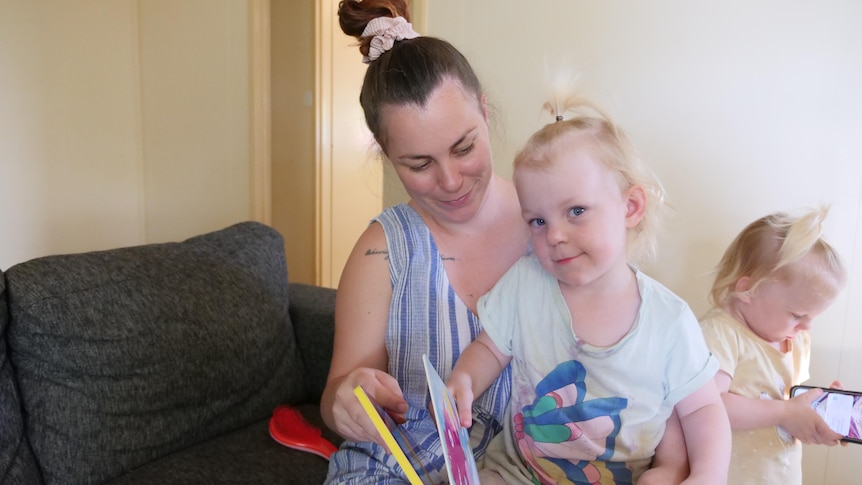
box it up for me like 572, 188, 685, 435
361, 16, 420, 64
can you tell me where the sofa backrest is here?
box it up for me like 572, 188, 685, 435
4, 221, 307, 484
0, 271, 44, 484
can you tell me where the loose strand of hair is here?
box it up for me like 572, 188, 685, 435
774, 206, 828, 271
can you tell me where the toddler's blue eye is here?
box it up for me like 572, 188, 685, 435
529, 218, 546, 227
568, 207, 585, 217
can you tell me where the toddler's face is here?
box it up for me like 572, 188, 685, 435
739, 277, 836, 344
514, 141, 634, 289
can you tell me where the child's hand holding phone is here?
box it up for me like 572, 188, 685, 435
790, 381, 862, 445
782, 387, 843, 445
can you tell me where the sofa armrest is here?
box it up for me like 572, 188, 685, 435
288, 283, 336, 404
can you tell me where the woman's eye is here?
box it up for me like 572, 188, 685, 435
409, 161, 432, 172
528, 218, 545, 227
455, 143, 474, 156
568, 207, 585, 217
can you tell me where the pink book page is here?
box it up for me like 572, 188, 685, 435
422, 354, 480, 485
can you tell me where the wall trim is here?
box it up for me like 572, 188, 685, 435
249, 0, 272, 224
314, 0, 333, 287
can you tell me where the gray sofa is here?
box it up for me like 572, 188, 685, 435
0, 221, 343, 484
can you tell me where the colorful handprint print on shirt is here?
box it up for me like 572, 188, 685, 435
514, 360, 632, 485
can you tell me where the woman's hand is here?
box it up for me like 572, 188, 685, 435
638, 410, 689, 484
326, 367, 408, 447
638, 467, 687, 485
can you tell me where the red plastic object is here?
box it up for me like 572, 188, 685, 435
269, 405, 339, 460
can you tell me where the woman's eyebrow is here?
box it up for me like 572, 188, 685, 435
448, 128, 477, 150
398, 129, 477, 161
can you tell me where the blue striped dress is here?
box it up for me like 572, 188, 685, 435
325, 204, 512, 484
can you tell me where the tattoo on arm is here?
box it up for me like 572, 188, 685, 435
365, 248, 389, 261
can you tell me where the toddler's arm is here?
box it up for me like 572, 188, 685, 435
637, 410, 689, 484
714, 372, 843, 445
675, 380, 731, 484
448, 331, 512, 428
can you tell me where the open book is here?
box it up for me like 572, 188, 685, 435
353, 354, 480, 485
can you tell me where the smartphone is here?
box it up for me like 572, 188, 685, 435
790, 385, 862, 444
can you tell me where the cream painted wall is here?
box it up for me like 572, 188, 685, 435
0, 1, 144, 269
138, 0, 250, 243
427, 1, 861, 483
0, 0, 252, 271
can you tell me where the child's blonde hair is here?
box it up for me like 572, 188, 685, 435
709, 207, 846, 307
513, 86, 666, 266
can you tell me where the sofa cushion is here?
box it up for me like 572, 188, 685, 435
0, 272, 43, 484
5, 221, 306, 484
287, 283, 337, 403
104, 404, 342, 484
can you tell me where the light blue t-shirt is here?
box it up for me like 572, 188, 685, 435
478, 255, 718, 484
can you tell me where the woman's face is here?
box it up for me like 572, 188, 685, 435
379, 79, 493, 225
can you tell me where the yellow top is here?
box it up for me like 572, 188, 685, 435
700, 308, 810, 485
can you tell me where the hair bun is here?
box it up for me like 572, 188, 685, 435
337, 0, 411, 57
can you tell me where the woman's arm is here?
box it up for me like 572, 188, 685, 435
320, 222, 406, 446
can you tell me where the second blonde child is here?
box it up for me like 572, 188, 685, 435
700, 208, 847, 485
447, 90, 731, 484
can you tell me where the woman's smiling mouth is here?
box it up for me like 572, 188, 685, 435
443, 191, 471, 207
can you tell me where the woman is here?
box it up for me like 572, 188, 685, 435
321, 1, 687, 483
320, 1, 526, 483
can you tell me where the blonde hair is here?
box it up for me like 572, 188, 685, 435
513, 82, 666, 266
709, 206, 847, 307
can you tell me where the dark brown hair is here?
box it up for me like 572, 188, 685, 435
337, 0, 484, 149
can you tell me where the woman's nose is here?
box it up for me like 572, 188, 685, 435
438, 160, 462, 192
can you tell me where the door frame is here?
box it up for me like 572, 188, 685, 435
248, 0, 424, 288
249, 0, 271, 225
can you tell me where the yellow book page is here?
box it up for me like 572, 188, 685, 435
353, 385, 424, 485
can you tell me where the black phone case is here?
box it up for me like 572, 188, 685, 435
790, 385, 862, 444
